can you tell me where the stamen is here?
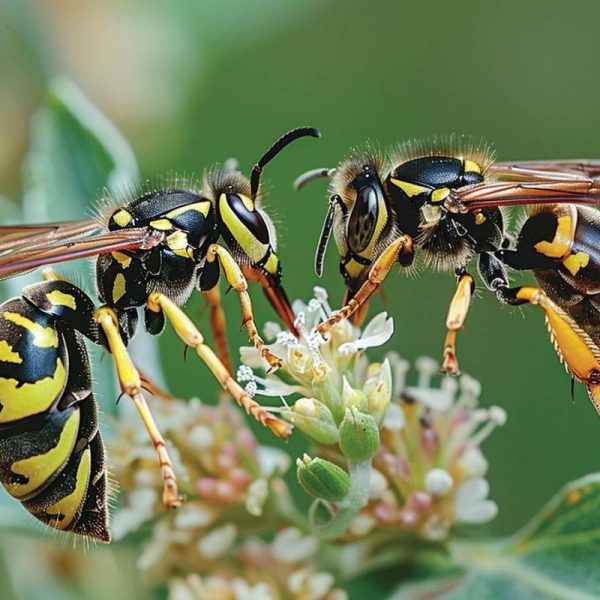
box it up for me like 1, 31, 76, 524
387, 352, 410, 396
313, 286, 332, 315
244, 380, 257, 398
237, 365, 256, 383
415, 356, 439, 388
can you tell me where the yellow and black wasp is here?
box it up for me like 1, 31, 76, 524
295, 138, 600, 414
0, 126, 319, 542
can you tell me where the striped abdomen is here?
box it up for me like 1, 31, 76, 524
0, 285, 110, 541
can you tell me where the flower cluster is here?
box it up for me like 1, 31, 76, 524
170, 527, 348, 600
359, 354, 505, 541
109, 397, 288, 575
238, 288, 504, 541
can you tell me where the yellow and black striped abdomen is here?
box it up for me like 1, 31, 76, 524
0, 288, 110, 541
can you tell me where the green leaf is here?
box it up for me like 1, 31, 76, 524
440, 473, 600, 600
23, 77, 137, 223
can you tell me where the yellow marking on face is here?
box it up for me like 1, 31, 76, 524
239, 194, 255, 211
464, 159, 481, 174
4, 312, 58, 348
166, 231, 194, 259
112, 209, 132, 228
8, 410, 80, 499
166, 201, 211, 219
0, 340, 22, 364
534, 215, 574, 258
389, 178, 430, 197
431, 187, 451, 203
218, 193, 268, 263
112, 273, 127, 304
263, 252, 279, 276
563, 251, 589, 276
149, 218, 173, 231
474, 212, 486, 225
111, 252, 132, 269
47, 290, 76, 310
344, 259, 365, 279
46, 447, 91, 530
0, 358, 66, 423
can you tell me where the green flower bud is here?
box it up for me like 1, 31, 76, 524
285, 398, 339, 445
313, 376, 343, 422
339, 406, 380, 462
363, 358, 392, 424
341, 376, 368, 412
296, 454, 350, 501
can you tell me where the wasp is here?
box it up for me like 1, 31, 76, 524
0, 126, 319, 542
295, 138, 600, 415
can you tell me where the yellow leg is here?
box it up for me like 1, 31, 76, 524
317, 235, 413, 337
95, 307, 183, 508
206, 244, 282, 371
146, 292, 292, 439
440, 273, 475, 376
516, 286, 600, 414
202, 287, 233, 375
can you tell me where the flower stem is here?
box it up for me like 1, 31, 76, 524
311, 460, 372, 540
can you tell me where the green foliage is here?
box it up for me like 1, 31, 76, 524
22, 78, 138, 223
386, 474, 600, 599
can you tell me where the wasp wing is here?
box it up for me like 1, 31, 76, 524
456, 160, 600, 211
0, 219, 101, 254
0, 220, 164, 279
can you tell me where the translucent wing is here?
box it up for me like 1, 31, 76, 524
0, 219, 164, 279
456, 160, 600, 211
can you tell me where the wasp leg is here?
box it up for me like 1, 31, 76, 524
440, 269, 475, 376
494, 285, 600, 413
317, 235, 413, 337
206, 244, 282, 371
95, 307, 183, 508
146, 292, 292, 439
202, 287, 233, 375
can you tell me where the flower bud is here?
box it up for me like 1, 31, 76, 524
363, 358, 392, 424
285, 398, 339, 445
341, 377, 368, 412
296, 454, 350, 501
339, 406, 380, 462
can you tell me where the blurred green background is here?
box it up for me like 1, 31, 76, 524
1, 0, 600, 598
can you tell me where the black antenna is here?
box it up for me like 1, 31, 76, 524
315, 194, 344, 277
294, 167, 336, 191
250, 126, 321, 198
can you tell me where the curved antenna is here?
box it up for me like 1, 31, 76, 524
250, 126, 321, 198
315, 194, 343, 277
293, 167, 336, 191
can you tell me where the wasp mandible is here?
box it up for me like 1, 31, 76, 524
295, 138, 600, 414
0, 126, 319, 541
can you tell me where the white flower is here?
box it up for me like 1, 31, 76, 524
256, 446, 291, 477
197, 523, 237, 559
246, 479, 269, 517
455, 446, 489, 478
425, 469, 454, 497
382, 402, 405, 430
272, 528, 318, 563
454, 477, 498, 524
338, 312, 394, 355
